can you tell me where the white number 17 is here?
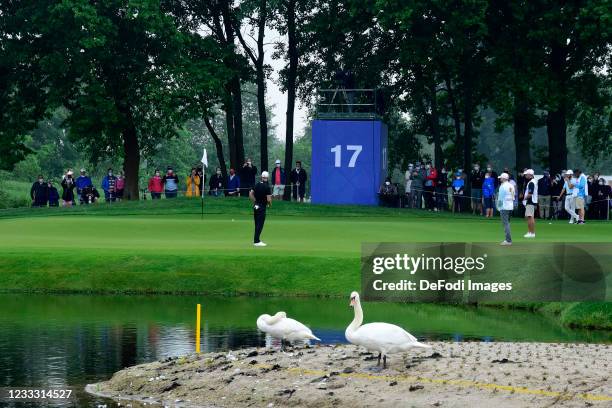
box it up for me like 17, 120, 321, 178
330, 144, 363, 168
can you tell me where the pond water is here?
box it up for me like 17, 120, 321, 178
1, 294, 610, 407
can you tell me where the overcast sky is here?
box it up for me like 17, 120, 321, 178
251, 28, 308, 141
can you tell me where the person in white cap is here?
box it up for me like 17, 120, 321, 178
557, 169, 578, 223
522, 169, 537, 238
271, 159, 286, 199
250, 171, 272, 246
496, 172, 515, 245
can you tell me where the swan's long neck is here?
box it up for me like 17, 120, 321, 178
347, 300, 363, 333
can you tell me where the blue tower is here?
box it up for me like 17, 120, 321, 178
311, 119, 388, 206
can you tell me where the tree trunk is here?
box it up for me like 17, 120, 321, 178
546, 108, 567, 175
122, 119, 140, 200
462, 76, 473, 196
444, 76, 463, 152
428, 80, 443, 169
513, 96, 532, 172
223, 95, 238, 169
257, 0, 268, 172
546, 43, 568, 175
231, 78, 245, 167
204, 117, 228, 178
221, 0, 244, 168
283, 0, 297, 201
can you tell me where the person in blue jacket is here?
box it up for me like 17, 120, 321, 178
451, 172, 465, 213
47, 181, 60, 207
101, 168, 117, 202
75, 168, 92, 204
482, 172, 496, 218
226, 168, 241, 196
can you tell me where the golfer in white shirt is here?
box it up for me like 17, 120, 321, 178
497, 173, 515, 246
557, 170, 579, 223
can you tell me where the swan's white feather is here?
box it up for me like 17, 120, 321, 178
257, 313, 320, 342
346, 322, 429, 354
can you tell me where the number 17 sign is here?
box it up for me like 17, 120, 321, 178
311, 120, 388, 206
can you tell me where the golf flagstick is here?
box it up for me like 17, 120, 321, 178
201, 148, 208, 219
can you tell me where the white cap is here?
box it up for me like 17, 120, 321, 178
524, 169, 534, 176
261, 171, 269, 178
498, 172, 509, 180
80, 168, 86, 173
275, 159, 281, 164
566, 169, 573, 176
67, 170, 74, 176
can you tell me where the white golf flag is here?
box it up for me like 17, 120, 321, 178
201, 148, 208, 168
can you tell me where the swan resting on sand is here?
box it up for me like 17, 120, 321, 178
257, 311, 320, 349
345, 291, 431, 368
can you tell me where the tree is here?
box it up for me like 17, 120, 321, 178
24, 0, 229, 199
530, 0, 611, 174
234, 0, 271, 171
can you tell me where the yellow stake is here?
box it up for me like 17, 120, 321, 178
195, 303, 201, 353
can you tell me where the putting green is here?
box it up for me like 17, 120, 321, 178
0, 199, 611, 296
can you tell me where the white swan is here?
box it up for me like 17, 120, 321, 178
257, 311, 320, 349
345, 291, 431, 368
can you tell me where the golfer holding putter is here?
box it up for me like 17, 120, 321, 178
250, 171, 272, 247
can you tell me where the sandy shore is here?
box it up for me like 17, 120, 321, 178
87, 342, 612, 407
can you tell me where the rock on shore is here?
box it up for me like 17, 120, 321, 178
87, 342, 612, 407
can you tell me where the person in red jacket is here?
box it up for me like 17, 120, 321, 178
423, 161, 438, 211
148, 169, 164, 199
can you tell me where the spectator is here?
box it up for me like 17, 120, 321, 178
61, 170, 77, 207
101, 168, 118, 202
586, 174, 596, 219
573, 169, 588, 224
411, 164, 424, 209
537, 170, 552, 219
271, 159, 286, 200
163, 167, 179, 198
185, 168, 201, 198
550, 173, 564, 219
516, 168, 527, 217
497, 172, 515, 246
557, 170, 578, 223
115, 171, 125, 201
470, 163, 484, 215
482, 172, 495, 218
196, 167, 206, 197
226, 168, 241, 196
148, 169, 164, 199
290, 160, 308, 202
451, 172, 465, 213
593, 178, 610, 220
435, 166, 448, 211
75, 169, 92, 204
209, 167, 225, 197
404, 164, 413, 208
239, 158, 257, 197
423, 161, 437, 211
30, 175, 48, 207
486, 164, 499, 188
80, 184, 100, 204
378, 177, 398, 207
522, 169, 537, 238
47, 181, 60, 207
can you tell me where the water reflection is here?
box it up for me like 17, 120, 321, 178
0, 294, 609, 407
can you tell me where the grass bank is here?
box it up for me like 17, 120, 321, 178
0, 198, 610, 329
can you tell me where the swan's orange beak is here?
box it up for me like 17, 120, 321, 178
350, 298, 356, 307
